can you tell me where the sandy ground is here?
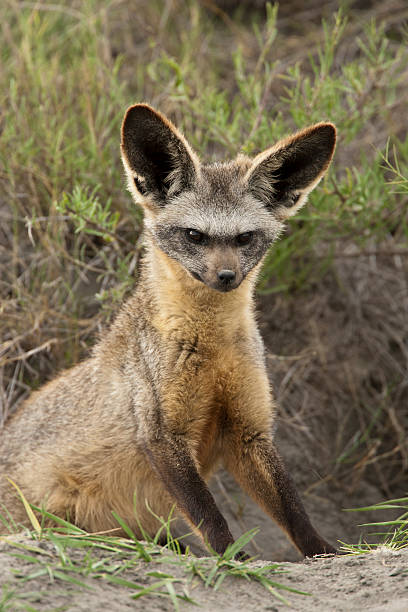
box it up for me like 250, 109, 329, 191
1, 535, 407, 611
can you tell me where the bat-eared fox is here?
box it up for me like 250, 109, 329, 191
0, 104, 337, 558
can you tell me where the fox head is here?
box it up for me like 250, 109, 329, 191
121, 104, 336, 293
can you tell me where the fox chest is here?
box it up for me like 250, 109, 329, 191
160, 331, 269, 472
164, 330, 255, 400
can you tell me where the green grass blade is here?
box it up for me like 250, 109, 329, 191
28, 505, 86, 533
6, 479, 41, 535
111, 511, 152, 561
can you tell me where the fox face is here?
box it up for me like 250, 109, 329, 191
150, 163, 283, 292
121, 104, 336, 292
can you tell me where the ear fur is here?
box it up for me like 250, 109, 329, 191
121, 104, 200, 207
245, 123, 336, 219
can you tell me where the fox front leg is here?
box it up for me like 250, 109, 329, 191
224, 429, 336, 557
142, 432, 235, 555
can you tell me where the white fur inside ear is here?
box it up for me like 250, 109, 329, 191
121, 155, 153, 209
276, 165, 325, 221
275, 172, 324, 220
127, 172, 145, 204
275, 191, 308, 220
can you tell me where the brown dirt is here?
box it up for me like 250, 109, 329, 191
1, 535, 407, 611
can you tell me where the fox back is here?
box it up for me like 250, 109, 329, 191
0, 104, 336, 558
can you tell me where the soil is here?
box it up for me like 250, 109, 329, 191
1, 535, 407, 611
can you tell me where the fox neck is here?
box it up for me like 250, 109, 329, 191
141, 233, 259, 327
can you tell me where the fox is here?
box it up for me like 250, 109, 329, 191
0, 104, 337, 558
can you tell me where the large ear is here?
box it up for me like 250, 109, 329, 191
121, 104, 200, 207
245, 123, 336, 219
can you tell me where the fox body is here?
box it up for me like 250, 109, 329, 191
0, 105, 336, 557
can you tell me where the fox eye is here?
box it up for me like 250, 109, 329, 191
236, 232, 253, 246
185, 229, 205, 244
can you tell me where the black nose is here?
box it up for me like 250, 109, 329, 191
217, 269, 236, 283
